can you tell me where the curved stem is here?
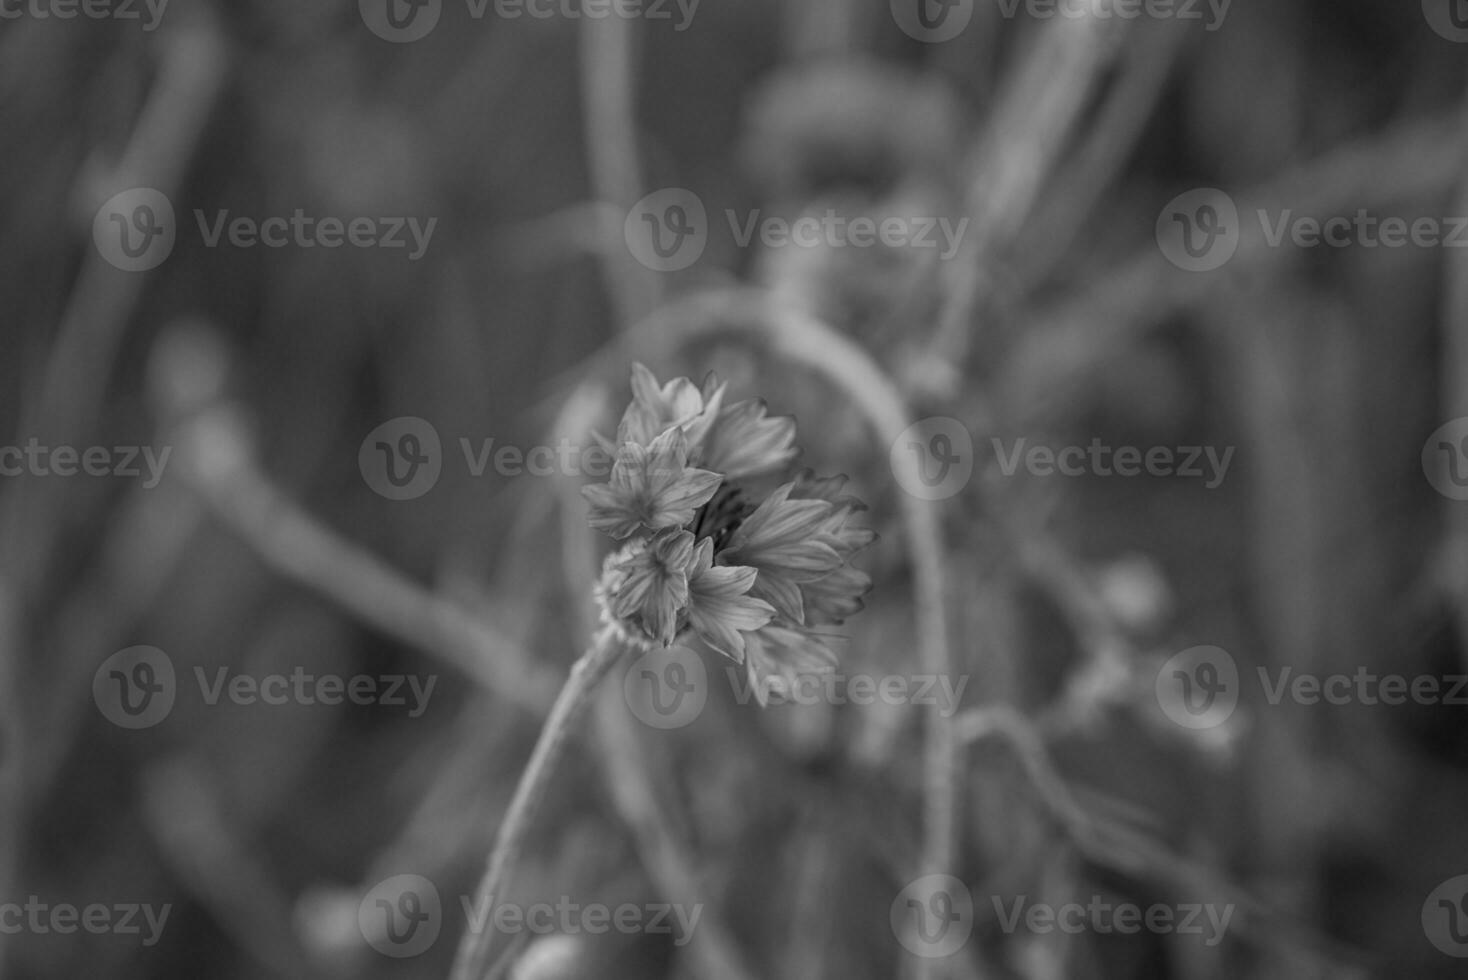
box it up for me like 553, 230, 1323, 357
449, 628, 628, 980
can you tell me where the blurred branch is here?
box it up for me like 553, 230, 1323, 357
1003, 528, 1134, 732
1439, 93, 1468, 670
1017, 24, 1188, 288
175, 409, 558, 713
580, 11, 659, 329
0, 19, 227, 972
142, 760, 312, 976
1001, 111, 1468, 428
38, 482, 205, 798
3, 11, 228, 588
957, 706, 1365, 971
923, 7, 1128, 385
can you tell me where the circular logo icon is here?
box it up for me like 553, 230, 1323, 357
1156, 645, 1239, 730
360, 0, 441, 41
93, 188, 176, 272
891, 874, 973, 959
623, 646, 707, 730
890, 0, 974, 42
891, 417, 974, 501
1156, 188, 1240, 272
625, 188, 707, 272
359, 417, 442, 501
93, 646, 176, 729
1424, 875, 1468, 957
1423, 418, 1468, 501
359, 874, 442, 958
1424, 0, 1468, 42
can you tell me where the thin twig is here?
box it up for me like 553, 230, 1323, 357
450, 628, 628, 980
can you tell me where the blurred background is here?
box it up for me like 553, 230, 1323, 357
4, 0, 1468, 977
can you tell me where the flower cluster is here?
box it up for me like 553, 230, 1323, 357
583, 364, 873, 704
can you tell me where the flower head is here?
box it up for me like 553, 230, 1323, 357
585, 364, 872, 702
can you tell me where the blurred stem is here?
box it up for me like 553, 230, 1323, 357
926, 10, 1122, 378
1443, 96, 1468, 668
450, 627, 628, 980
579, 10, 657, 329
178, 409, 559, 712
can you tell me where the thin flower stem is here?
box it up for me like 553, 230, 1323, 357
449, 627, 629, 980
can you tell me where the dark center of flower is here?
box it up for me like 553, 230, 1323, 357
692, 484, 750, 553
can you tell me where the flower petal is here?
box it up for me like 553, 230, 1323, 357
643, 428, 722, 529
684, 538, 774, 661
581, 482, 644, 540
700, 399, 799, 480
